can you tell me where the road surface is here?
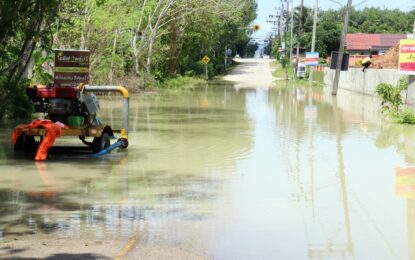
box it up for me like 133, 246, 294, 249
222, 58, 276, 88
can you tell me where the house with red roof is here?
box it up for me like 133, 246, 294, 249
346, 33, 407, 55
345, 33, 408, 66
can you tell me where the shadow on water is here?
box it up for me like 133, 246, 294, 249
2, 253, 110, 260
0, 144, 221, 239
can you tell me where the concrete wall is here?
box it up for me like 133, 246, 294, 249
324, 68, 400, 96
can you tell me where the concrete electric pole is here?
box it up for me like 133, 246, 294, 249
290, 0, 294, 75
295, 0, 304, 79
309, 0, 318, 86
332, 0, 353, 96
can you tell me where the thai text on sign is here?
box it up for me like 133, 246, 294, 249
54, 50, 90, 87
305, 52, 319, 66
399, 39, 415, 75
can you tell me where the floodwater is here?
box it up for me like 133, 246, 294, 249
0, 82, 415, 259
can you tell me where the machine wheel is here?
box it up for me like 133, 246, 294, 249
14, 136, 25, 151
14, 136, 39, 152
92, 132, 110, 153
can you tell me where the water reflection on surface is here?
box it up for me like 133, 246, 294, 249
0, 83, 415, 259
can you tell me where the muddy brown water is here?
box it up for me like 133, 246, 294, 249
0, 82, 415, 259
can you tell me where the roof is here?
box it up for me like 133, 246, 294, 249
346, 33, 407, 50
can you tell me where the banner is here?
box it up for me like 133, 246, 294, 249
399, 39, 415, 75
54, 50, 90, 87
306, 52, 319, 66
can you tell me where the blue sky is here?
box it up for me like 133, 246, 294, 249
253, 0, 414, 39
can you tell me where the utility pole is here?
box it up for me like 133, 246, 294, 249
309, 0, 318, 86
295, 0, 304, 79
290, 0, 294, 74
332, 0, 353, 96
285, 0, 290, 80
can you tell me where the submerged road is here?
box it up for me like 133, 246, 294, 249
222, 58, 276, 88
0, 59, 414, 259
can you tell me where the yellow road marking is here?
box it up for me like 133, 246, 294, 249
114, 234, 139, 260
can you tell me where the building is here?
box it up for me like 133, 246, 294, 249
346, 33, 408, 55
346, 33, 408, 66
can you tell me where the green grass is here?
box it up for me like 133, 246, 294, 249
272, 63, 294, 79
272, 61, 324, 87
161, 75, 206, 89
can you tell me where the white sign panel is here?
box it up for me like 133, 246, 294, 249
306, 52, 319, 66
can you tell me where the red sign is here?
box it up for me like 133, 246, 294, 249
400, 45, 415, 53
54, 50, 90, 87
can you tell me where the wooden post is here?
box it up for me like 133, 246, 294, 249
205, 63, 208, 80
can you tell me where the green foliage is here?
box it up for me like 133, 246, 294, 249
375, 82, 403, 116
295, 6, 415, 59
0, 1, 60, 118
375, 77, 414, 124
280, 56, 289, 68
272, 62, 293, 79
396, 108, 415, 124
161, 75, 205, 89
0, 78, 33, 119
0, 0, 257, 119
31, 49, 54, 85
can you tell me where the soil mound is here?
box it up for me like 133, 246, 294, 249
372, 45, 399, 69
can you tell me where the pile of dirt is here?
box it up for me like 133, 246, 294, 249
372, 45, 399, 69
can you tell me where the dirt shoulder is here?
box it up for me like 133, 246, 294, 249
0, 237, 208, 260
222, 58, 276, 88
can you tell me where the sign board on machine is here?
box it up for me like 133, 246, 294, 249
54, 50, 90, 87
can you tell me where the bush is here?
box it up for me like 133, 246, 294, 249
396, 108, 415, 124
375, 81, 406, 116
161, 75, 205, 89
280, 56, 289, 68
184, 70, 195, 77
0, 78, 33, 119
375, 76, 415, 124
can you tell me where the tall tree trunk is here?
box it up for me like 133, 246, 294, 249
109, 29, 119, 84
132, 0, 148, 76
7, 17, 44, 83
167, 19, 178, 77
147, 31, 155, 75
80, 1, 93, 50
132, 29, 142, 76
146, 0, 174, 75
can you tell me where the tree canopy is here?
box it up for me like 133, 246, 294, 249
0, 0, 257, 119
272, 6, 415, 59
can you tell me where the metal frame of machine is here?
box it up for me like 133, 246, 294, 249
13, 84, 129, 154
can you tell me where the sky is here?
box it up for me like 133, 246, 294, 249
253, 0, 415, 39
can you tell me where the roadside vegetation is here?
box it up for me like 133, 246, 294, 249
272, 62, 324, 87
0, 0, 257, 119
375, 77, 415, 124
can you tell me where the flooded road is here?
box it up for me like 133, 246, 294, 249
0, 82, 415, 259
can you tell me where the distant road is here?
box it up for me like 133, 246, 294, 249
222, 58, 276, 88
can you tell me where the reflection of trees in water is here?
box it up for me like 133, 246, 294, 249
125, 86, 255, 176
375, 124, 415, 164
